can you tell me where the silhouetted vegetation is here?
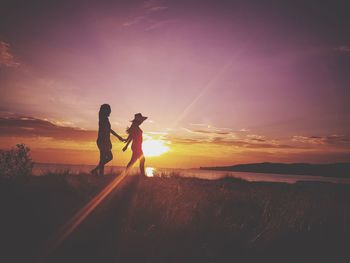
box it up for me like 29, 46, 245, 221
1, 172, 349, 262
0, 144, 34, 178
202, 162, 350, 178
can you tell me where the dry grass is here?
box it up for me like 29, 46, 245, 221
1, 173, 350, 262
119, 176, 350, 262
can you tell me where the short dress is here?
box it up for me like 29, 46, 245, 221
130, 126, 143, 158
97, 117, 112, 152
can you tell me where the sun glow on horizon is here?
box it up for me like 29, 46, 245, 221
145, 167, 155, 177
142, 139, 170, 157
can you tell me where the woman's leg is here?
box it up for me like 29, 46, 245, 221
91, 149, 104, 175
104, 151, 113, 164
126, 153, 138, 170
99, 151, 113, 175
139, 155, 145, 176
126, 153, 145, 176
92, 150, 113, 176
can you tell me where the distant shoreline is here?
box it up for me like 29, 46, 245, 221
201, 162, 350, 178
34, 162, 350, 179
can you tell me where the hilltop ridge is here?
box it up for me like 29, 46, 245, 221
201, 162, 350, 178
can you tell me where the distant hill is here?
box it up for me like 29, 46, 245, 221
201, 162, 350, 178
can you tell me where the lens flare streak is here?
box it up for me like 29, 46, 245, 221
42, 169, 129, 261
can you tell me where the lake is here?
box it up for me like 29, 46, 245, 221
33, 163, 350, 184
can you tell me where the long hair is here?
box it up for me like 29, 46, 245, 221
127, 119, 142, 134
126, 123, 135, 134
99, 104, 111, 120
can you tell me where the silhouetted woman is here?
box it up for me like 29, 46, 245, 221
123, 113, 147, 176
91, 104, 125, 176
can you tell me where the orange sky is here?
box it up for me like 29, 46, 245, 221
0, 115, 349, 168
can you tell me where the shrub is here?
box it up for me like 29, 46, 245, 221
0, 144, 34, 178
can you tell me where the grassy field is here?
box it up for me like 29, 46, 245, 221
1, 172, 350, 263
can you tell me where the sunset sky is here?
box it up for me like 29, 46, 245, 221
0, 0, 349, 168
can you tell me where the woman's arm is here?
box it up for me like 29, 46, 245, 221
122, 136, 132, 152
111, 129, 126, 142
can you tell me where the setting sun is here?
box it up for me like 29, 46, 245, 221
142, 139, 169, 157
145, 167, 155, 177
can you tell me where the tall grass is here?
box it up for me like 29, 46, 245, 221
1, 171, 350, 262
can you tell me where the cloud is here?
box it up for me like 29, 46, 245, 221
325, 134, 350, 145
146, 131, 168, 135
0, 116, 96, 141
187, 127, 255, 136
143, 0, 168, 12
177, 125, 296, 149
191, 129, 231, 135
246, 134, 266, 142
0, 41, 20, 67
187, 124, 233, 136
334, 45, 350, 53
144, 19, 175, 31
168, 134, 294, 149
166, 137, 204, 145
2, 115, 347, 154
189, 123, 209, 127
292, 135, 350, 146
122, 0, 170, 31
292, 135, 324, 144
122, 16, 146, 27
209, 136, 294, 149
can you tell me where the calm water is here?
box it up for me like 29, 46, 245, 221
33, 163, 350, 185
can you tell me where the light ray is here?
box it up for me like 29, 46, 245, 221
172, 32, 263, 127
40, 168, 131, 261
173, 59, 234, 126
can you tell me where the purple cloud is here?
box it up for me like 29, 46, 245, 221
0, 41, 20, 67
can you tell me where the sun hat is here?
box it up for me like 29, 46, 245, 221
131, 113, 148, 123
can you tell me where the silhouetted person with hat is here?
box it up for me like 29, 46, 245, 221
123, 113, 147, 176
91, 104, 125, 176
